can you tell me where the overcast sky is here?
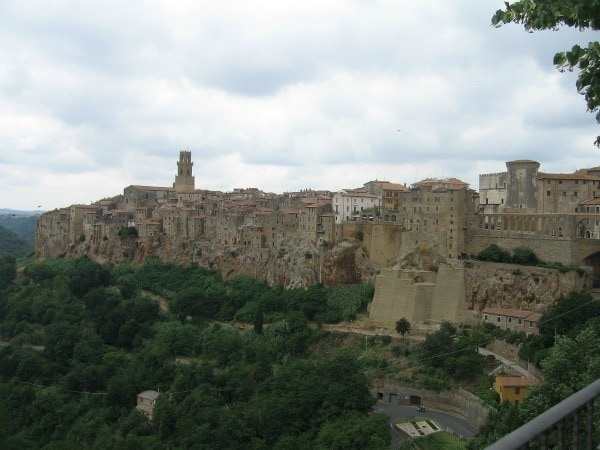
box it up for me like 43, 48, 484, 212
1, 1, 599, 211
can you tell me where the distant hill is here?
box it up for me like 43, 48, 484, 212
0, 225, 32, 257
0, 212, 39, 257
0, 208, 44, 216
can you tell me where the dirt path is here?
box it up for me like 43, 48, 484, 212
142, 290, 169, 312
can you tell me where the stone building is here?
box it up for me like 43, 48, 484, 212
396, 178, 479, 259
481, 307, 542, 336
135, 390, 160, 420
173, 150, 195, 192
493, 376, 538, 405
332, 189, 382, 224
537, 169, 600, 214
479, 171, 507, 214
479, 160, 600, 215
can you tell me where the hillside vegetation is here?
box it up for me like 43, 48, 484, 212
0, 214, 37, 256
0, 256, 598, 448
0, 257, 389, 449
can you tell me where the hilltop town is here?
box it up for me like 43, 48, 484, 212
35, 152, 599, 325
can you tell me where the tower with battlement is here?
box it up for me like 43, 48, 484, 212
504, 160, 540, 212
173, 150, 195, 192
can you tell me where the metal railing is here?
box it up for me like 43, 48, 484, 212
486, 378, 600, 449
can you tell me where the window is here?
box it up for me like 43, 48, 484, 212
484, 314, 488, 321
508, 317, 512, 324
547, 190, 551, 197
529, 321, 533, 328
497, 317, 501, 323
515, 387, 521, 395
518, 319, 522, 325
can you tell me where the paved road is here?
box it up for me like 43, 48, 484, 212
478, 348, 537, 379
373, 401, 477, 448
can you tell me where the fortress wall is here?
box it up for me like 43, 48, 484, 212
430, 264, 471, 324
339, 222, 403, 265
370, 266, 472, 326
369, 269, 435, 324
370, 270, 414, 323
467, 233, 578, 264
412, 283, 435, 322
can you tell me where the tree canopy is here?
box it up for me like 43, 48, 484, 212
492, 0, 600, 145
395, 318, 411, 337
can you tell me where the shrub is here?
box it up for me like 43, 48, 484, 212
118, 227, 138, 239
511, 247, 538, 265
477, 244, 510, 262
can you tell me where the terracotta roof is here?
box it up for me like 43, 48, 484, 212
482, 307, 542, 322
382, 183, 410, 192
412, 177, 469, 188
578, 198, 600, 205
537, 171, 600, 181
338, 189, 379, 198
495, 376, 538, 388
72, 204, 101, 209
129, 185, 175, 191
137, 390, 160, 400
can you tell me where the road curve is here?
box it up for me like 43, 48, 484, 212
373, 401, 477, 448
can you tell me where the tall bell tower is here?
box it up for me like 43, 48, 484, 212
173, 150, 195, 192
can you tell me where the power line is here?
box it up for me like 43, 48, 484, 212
368, 295, 599, 373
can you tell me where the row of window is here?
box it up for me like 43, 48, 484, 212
483, 314, 534, 327
547, 190, 580, 197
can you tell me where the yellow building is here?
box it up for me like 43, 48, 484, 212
493, 376, 538, 405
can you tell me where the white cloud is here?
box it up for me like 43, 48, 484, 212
0, 0, 598, 210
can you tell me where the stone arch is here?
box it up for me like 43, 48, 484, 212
529, 217, 536, 233
536, 217, 543, 233
582, 249, 600, 281
577, 218, 592, 239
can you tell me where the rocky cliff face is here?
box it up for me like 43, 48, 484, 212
45, 233, 588, 311
67, 234, 382, 288
463, 261, 589, 312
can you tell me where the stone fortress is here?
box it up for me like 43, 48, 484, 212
35, 152, 600, 326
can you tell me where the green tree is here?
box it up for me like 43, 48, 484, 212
395, 317, 411, 337
492, 0, 600, 146
511, 247, 539, 265
0, 253, 16, 290
254, 301, 264, 334
67, 257, 111, 297
537, 290, 600, 347
171, 287, 205, 322
315, 412, 390, 449
477, 244, 511, 263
